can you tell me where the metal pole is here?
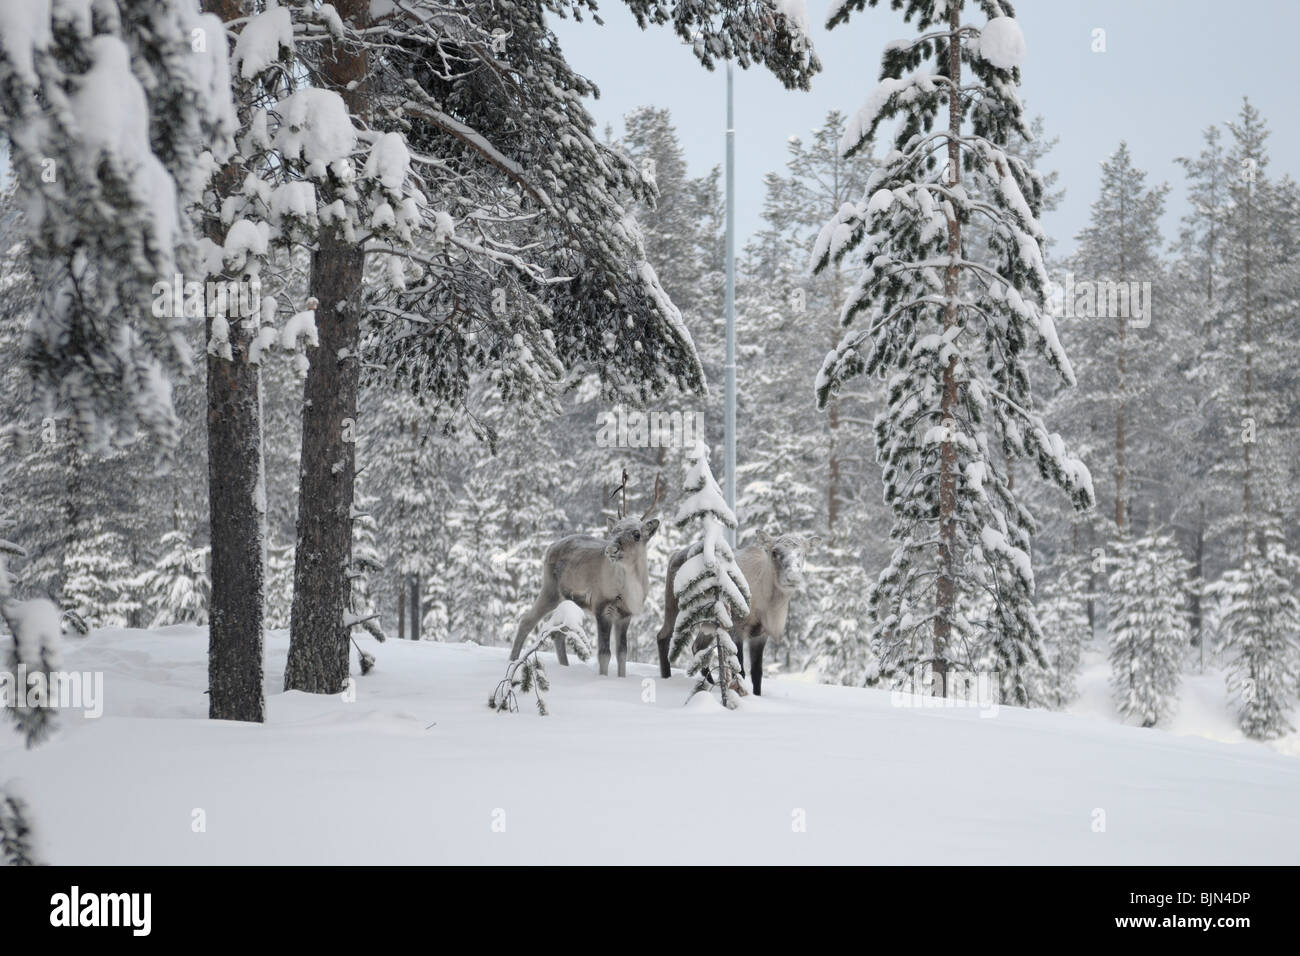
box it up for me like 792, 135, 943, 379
724, 60, 737, 546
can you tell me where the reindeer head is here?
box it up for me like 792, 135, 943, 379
603, 473, 664, 564
756, 529, 815, 591
604, 516, 659, 562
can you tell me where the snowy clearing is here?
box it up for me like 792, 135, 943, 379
5, 626, 1299, 865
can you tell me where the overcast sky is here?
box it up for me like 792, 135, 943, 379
553, 0, 1300, 259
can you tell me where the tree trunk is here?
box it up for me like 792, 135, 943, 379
397, 577, 406, 640
1115, 189, 1128, 533
204, 0, 265, 723
409, 573, 421, 641
1242, 180, 1254, 557
933, 3, 963, 698
1191, 502, 1204, 666
827, 263, 843, 544
284, 0, 369, 693
285, 233, 364, 692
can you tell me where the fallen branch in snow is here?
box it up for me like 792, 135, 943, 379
489, 602, 590, 716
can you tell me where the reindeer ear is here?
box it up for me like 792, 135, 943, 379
642, 518, 660, 539
756, 528, 773, 548
605, 516, 616, 534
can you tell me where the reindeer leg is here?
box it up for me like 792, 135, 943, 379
656, 622, 673, 679
510, 589, 560, 662
596, 608, 612, 676
615, 616, 630, 678
749, 633, 767, 696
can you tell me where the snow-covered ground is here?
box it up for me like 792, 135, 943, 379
1069, 645, 1300, 758
4, 626, 1299, 865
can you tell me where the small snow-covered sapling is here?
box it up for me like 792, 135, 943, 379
490, 601, 591, 716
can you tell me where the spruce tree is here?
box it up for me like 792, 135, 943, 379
1209, 100, 1293, 558
139, 529, 211, 628
812, 2, 1093, 702
1059, 143, 1168, 535
1208, 520, 1300, 739
669, 441, 751, 708
1107, 530, 1190, 728
0, 0, 236, 442
62, 519, 139, 629
1035, 552, 1091, 709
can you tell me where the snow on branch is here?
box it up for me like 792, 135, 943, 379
489, 601, 590, 716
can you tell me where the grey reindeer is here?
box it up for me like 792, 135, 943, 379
509, 476, 665, 677
656, 530, 812, 695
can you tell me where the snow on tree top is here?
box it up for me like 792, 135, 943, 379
543, 600, 587, 636
975, 17, 1027, 71
276, 88, 357, 174
0, 0, 51, 89
840, 73, 938, 158
70, 35, 181, 262
364, 132, 411, 192
675, 440, 737, 531
775, 0, 810, 37
232, 5, 293, 79
3, 598, 62, 670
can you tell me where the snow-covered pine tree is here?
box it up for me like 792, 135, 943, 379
1058, 143, 1169, 535
1207, 101, 1295, 560
1035, 551, 1091, 710
743, 111, 878, 546
438, 470, 513, 645
1169, 124, 1232, 652
264, 539, 296, 631
1207, 519, 1300, 740
1107, 530, 1190, 728
61, 517, 140, 630
807, 560, 879, 687
347, 485, 388, 653
0, 0, 236, 443
138, 529, 211, 628
1, 539, 63, 748
670, 441, 751, 708
812, 2, 1094, 703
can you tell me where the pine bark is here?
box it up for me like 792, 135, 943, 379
284, 0, 368, 692
1115, 190, 1128, 532
397, 578, 406, 640
204, 0, 265, 723
409, 573, 422, 642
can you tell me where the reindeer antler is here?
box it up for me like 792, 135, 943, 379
607, 469, 630, 519
641, 472, 666, 520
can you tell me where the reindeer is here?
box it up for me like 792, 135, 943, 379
656, 530, 812, 695
509, 474, 665, 677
